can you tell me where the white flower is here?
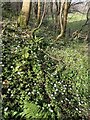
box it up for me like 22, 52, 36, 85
70, 88, 72, 90
4, 107, 8, 111
65, 98, 68, 101
53, 97, 55, 99
51, 82, 53, 85
22, 61, 25, 64
61, 100, 63, 103
69, 101, 71, 104
79, 102, 81, 105
34, 83, 36, 85
32, 92, 34, 94
81, 101, 84, 104
17, 72, 21, 75
63, 89, 65, 92
51, 74, 53, 77
37, 91, 39, 94
58, 81, 61, 84
15, 47, 18, 50
11, 94, 13, 97
79, 110, 81, 113
56, 88, 58, 91
54, 84, 56, 88
51, 94, 53, 97
48, 104, 50, 107
28, 92, 31, 95
49, 108, 53, 113
8, 89, 11, 91
9, 78, 11, 80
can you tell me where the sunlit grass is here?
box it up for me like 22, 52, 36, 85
67, 12, 87, 33
68, 12, 86, 22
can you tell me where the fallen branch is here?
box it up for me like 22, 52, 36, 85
40, 49, 65, 64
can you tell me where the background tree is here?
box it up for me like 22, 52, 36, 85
55, 0, 61, 29
50, 1, 54, 21
56, 0, 71, 40
37, 0, 41, 24
87, 2, 90, 42
31, 0, 46, 38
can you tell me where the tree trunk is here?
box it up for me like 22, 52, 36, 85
31, 0, 46, 39
34, 2, 38, 19
18, 0, 31, 27
55, 0, 60, 29
37, 0, 41, 24
56, 0, 71, 40
56, 0, 64, 40
63, 1, 70, 35
50, 1, 54, 21
87, 2, 90, 42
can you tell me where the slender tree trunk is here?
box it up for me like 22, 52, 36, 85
86, 2, 90, 42
55, 0, 59, 27
87, 4, 90, 119
63, 1, 69, 35
18, 0, 31, 27
55, 0, 61, 30
34, 2, 38, 19
37, 0, 41, 24
56, 0, 64, 40
56, 0, 71, 40
50, 1, 54, 21
31, 0, 46, 39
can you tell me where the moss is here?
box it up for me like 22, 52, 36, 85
18, 14, 27, 28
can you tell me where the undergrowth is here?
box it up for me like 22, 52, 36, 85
2, 21, 88, 120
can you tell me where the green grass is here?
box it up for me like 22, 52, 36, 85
67, 12, 88, 33
68, 12, 86, 22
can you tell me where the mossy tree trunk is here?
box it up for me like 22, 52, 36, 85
18, 0, 31, 27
